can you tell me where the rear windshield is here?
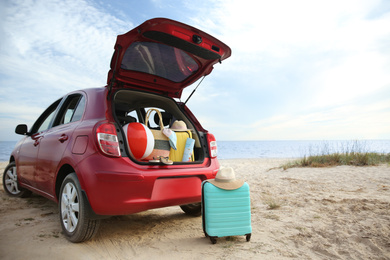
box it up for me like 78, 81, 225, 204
121, 42, 199, 82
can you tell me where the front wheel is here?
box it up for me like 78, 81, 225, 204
180, 203, 201, 216
59, 173, 100, 243
3, 162, 32, 198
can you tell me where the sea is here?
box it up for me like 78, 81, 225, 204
1, 139, 390, 162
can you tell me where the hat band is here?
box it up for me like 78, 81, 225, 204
214, 178, 236, 183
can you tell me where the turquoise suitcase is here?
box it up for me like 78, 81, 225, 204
202, 181, 252, 244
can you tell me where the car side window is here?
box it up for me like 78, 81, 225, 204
71, 96, 85, 122
54, 94, 85, 126
31, 99, 62, 134
37, 110, 56, 133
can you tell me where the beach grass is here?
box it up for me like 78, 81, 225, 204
282, 140, 390, 169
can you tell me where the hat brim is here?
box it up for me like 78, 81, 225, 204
207, 179, 244, 190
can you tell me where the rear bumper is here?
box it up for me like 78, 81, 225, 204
76, 155, 219, 216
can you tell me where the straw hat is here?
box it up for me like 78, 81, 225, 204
171, 120, 190, 131
208, 167, 244, 190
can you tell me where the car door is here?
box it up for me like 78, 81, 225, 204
34, 94, 85, 196
17, 99, 62, 187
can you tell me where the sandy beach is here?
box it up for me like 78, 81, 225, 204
0, 159, 389, 259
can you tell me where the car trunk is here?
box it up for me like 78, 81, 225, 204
113, 89, 207, 164
107, 18, 231, 99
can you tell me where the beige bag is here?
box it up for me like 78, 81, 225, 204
143, 109, 170, 161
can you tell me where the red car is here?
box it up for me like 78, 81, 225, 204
3, 18, 231, 242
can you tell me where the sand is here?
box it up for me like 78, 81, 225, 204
0, 159, 389, 260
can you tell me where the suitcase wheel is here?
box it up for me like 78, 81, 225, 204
246, 234, 251, 242
210, 237, 217, 244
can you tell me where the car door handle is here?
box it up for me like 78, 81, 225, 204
33, 135, 43, 146
58, 134, 69, 143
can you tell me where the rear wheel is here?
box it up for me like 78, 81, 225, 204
2, 162, 32, 198
180, 203, 201, 216
59, 173, 100, 243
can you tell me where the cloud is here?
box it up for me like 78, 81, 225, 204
2, 0, 129, 82
247, 97, 390, 140
0, 0, 131, 139
183, 0, 390, 140
309, 52, 390, 107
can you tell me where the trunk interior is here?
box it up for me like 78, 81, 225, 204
113, 89, 206, 164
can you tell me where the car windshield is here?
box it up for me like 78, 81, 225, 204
120, 42, 199, 82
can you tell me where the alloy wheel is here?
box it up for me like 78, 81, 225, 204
60, 182, 80, 233
4, 165, 20, 195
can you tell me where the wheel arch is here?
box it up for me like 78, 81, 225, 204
55, 164, 76, 200
55, 164, 104, 220
9, 156, 15, 163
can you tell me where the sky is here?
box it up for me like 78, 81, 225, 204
1, 0, 389, 141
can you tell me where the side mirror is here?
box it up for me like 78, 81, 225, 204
15, 124, 28, 135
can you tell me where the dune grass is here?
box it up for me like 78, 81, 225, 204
282, 140, 390, 169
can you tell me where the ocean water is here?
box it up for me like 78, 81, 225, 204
0, 141, 18, 162
217, 140, 390, 159
1, 140, 390, 162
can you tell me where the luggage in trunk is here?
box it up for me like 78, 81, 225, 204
169, 130, 194, 162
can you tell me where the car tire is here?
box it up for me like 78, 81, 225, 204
180, 203, 201, 216
2, 162, 32, 198
59, 173, 100, 243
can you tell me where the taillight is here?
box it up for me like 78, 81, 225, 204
207, 133, 218, 158
96, 123, 120, 157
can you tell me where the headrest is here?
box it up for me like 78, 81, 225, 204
154, 111, 172, 126
118, 115, 137, 124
